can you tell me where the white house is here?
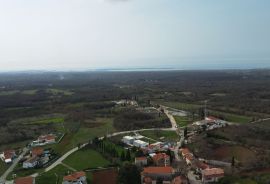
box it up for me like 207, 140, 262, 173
133, 140, 149, 148
23, 156, 39, 169
63, 171, 87, 184
0, 150, 16, 163
122, 136, 135, 145
135, 157, 148, 166
202, 168, 224, 184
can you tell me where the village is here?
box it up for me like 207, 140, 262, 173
0, 102, 240, 184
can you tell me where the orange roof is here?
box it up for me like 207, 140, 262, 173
3, 150, 15, 159
136, 157, 147, 161
153, 153, 170, 162
15, 176, 34, 184
63, 171, 86, 181
181, 148, 190, 155
185, 154, 193, 161
39, 134, 56, 141
196, 161, 209, 170
143, 177, 152, 184
31, 147, 44, 156
172, 176, 187, 184
206, 116, 219, 121
203, 168, 224, 177
143, 167, 173, 174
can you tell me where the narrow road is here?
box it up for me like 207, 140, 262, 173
0, 147, 28, 183
2, 105, 179, 181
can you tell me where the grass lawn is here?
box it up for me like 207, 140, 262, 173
155, 100, 252, 124
51, 118, 116, 155
140, 130, 179, 142
36, 165, 71, 184
0, 161, 8, 176
46, 88, 73, 96
174, 116, 190, 127
63, 148, 110, 171
209, 110, 252, 123
10, 114, 66, 125
155, 101, 201, 111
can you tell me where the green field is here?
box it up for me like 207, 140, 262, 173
36, 165, 71, 184
51, 118, 116, 155
209, 110, 252, 123
174, 116, 190, 127
63, 149, 110, 171
10, 114, 66, 125
140, 130, 179, 142
46, 88, 73, 96
155, 100, 252, 124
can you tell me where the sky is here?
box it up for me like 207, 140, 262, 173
0, 0, 270, 71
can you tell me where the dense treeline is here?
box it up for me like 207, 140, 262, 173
113, 110, 170, 131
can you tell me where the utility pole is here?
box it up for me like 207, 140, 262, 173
204, 100, 207, 119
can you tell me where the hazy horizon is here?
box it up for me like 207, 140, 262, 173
1, 0, 270, 71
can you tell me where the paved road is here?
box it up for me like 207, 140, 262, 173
2, 105, 178, 181
0, 147, 28, 183
159, 105, 178, 129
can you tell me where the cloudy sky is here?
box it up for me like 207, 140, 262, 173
0, 0, 270, 71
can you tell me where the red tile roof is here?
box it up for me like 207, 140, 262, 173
136, 157, 147, 161
153, 153, 170, 162
63, 171, 86, 182
180, 148, 190, 156
142, 167, 173, 174
15, 176, 34, 184
202, 168, 224, 178
38, 134, 56, 141
31, 147, 44, 156
196, 161, 209, 170
143, 177, 152, 184
3, 150, 15, 159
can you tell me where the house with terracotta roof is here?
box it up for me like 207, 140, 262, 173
194, 161, 209, 173
180, 148, 190, 158
202, 168, 224, 184
63, 171, 87, 184
31, 147, 44, 157
32, 134, 56, 146
141, 167, 174, 184
152, 153, 170, 167
172, 176, 188, 184
0, 149, 16, 163
14, 176, 35, 184
135, 157, 148, 166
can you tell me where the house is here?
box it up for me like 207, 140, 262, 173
122, 136, 135, 145
135, 157, 148, 166
202, 168, 224, 184
63, 171, 87, 184
185, 154, 193, 165
194, 161, 209, 173
172, 176, 188, 184
31, 147, 44, 157
180, 148, 190, 157
141, 167, 174, 184
152, 153, 170, 166
0, 150, 16, 163
32, 134, 56, 146
38, 134, 56, 144
14, 176, 35, 184
23, 156, 39, 169
180, 148, 194, 165
133, 140, 149, 148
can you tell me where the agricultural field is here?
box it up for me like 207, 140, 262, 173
63, 148, 110, 170
140, 130, 179, 142
174, 116, 191, 127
